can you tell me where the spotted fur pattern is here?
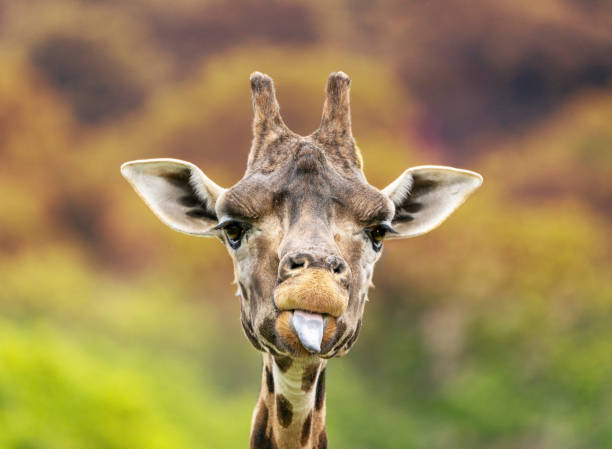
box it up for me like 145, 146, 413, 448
251, 354, 327, 449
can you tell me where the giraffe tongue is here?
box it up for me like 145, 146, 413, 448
292, 310, 325, 354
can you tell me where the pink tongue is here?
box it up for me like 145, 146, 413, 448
292, 310, 325, 353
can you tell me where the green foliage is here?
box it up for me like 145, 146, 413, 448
0, 249, 258, 449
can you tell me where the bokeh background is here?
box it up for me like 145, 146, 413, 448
1, 1, 611, 448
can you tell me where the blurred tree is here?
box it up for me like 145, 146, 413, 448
31, 36, 146, 125
0, 1, 611, 447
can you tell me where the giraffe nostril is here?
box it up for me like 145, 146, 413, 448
290, 260, 305, 270
287, 254, 308, 271
281, 253, 349, 282
328, 257, 348, 276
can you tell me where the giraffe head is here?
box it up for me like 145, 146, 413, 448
122, 72, 482, 361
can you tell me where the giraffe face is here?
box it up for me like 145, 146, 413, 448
121, 72, 482, 361
215, 137, 393, 358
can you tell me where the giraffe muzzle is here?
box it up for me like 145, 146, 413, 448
273, 268, 349, 317
273, 268, 349, 354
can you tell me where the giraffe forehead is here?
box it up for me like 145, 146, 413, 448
248, 125, 362, 173
218, 156, 392, 225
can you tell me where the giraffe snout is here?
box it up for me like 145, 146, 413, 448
278, 252, 351, 287
273, 268, 349, 318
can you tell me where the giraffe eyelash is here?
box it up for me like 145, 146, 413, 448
215, 220, 251, 249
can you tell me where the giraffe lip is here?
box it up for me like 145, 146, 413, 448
291, 310, 326, 354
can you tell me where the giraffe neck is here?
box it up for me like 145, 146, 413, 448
250, 353, 328, 449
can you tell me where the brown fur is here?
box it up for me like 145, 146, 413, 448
313, 72, 362, 171
275, 311, 308, 357
301, 364, 319, 392
274, 356, 293, 373
315, 369, 326, 412
265, 366, 275, 394
275, 394, 293, 428
301, 412, 313, 446
317, 430, 328, 449
320, 319, 345, 355
321, 317, 337, 350
247, 71, 362, 177
251, 402, 277, 449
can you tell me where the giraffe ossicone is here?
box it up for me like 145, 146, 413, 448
121, 71, 483, 448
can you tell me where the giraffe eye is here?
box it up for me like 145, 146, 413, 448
218, 221, 250, 249
366, 224, 393, 251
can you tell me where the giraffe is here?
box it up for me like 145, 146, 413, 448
121, 71, 482, 448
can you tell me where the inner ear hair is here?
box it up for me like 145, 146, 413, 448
382, 165, 483, 238
121, 158, 226, 236
161, 169, 217, 220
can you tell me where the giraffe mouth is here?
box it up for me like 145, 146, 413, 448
273, 268, 349, 317
291, 310, 326, 353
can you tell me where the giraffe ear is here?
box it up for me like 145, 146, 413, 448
121, 158, 226, 236
382, 166, 483, 238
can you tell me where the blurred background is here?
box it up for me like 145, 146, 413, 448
0, 0, 611, 448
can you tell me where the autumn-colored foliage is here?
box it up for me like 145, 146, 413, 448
1, 1, 611, 448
